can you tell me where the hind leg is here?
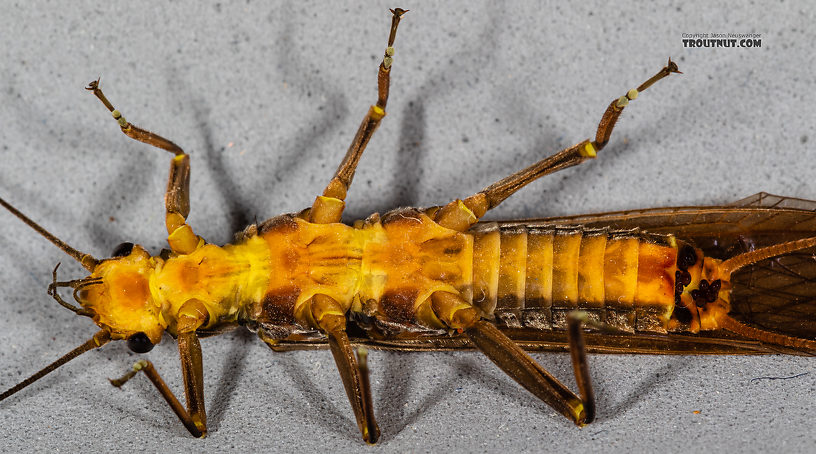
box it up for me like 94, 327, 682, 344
434, 60, 681, 231
424, 291, 596, 425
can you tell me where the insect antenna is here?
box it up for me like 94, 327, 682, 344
0, 195, 99, 271
0, 330, 111, 402
717, 315, 816, 354
718, 236, 816, 278
716, 236, 816, 353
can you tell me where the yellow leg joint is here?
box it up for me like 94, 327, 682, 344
177, 299, 210, 333
192, 415, 207, 437
310, 195, 345, 224
463, 192, 489, 218
322, 179, 348, 200
168, 224, 201, 254
430, 291, 477, 330
435, 199, 478, 231
165, 212, 187, 233
93, 330, 112, 347
573, 402, 587, 427
580, 141, 597, 158
111, 109, 130, 129
369, 105, 386, 121
311, 294, 347, 332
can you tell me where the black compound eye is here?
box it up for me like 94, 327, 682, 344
673, 305, 693, 324
111, 242, 134, 258
127, 332, 154, 353
678, 245, 698, 271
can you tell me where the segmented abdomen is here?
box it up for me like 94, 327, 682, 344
471, 223, 678, 333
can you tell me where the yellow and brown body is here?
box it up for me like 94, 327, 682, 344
134, 207, 729, 345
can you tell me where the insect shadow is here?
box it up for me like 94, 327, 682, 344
207, 328, 255, 432
374, 351, 455, 443
597, 357, 688, 421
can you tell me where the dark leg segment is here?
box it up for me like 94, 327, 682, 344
86, 80, 200, 254
311, 294, 379, 443
175, 299, 210, 435
467, 321, 590, 425
435, 59, 681, 231
110, 300, 210, 437
594, 59, 680, 148
356, 347, 376, 438
177, 331, 207, 435
0, 330, 110, 402
86, 80, 184, 155
566, 311, 596, 424
309, 8, 408, 224
428, 291, 596, 426
110, 359, 204, 438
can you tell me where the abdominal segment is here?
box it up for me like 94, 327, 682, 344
471, 222, 679, 333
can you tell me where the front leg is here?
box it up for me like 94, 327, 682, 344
110, 300, 210, 437
86, 81, 202, 254
110, 358, 205, 438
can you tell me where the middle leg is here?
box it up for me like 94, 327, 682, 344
309, 8, 408, 224
310, 294, 379, 443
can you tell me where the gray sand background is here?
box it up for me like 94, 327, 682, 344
1, 1, 814, 452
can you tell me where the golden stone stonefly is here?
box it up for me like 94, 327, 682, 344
2, 8, 816, 444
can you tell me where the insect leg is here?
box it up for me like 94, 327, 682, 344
86, 81, 200, 254
594, 59, 681, 149
110, 359, 204, 438
109, 300, 210, 437
310, 294, 380, 443
434, 60, 681, 231
308, 8, 408, 224
429, 291, 594, 425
